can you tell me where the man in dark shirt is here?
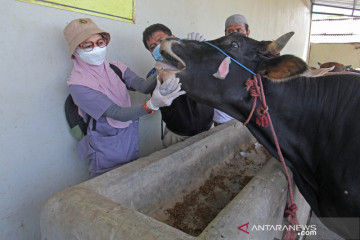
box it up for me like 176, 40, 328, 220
143, 24, 214, 147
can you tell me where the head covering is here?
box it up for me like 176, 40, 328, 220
67, 53, 132, 129
64, 18, 110, 58
225, 14, 248, 29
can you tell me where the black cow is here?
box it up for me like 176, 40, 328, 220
158, 33, 360, 239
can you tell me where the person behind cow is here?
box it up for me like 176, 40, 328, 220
213, 14, 250, 126
143, 24, 214, 148
63, 18, 185, 177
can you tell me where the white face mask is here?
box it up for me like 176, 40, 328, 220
76, 46, 107, 65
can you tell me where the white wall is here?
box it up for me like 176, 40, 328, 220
0, 0, 310, 239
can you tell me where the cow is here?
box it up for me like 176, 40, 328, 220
318, 61, 348, 72
317, 62, 360, 74
157, 32, 360, 239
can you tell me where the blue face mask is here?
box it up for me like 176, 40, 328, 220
152, 44, 163, 61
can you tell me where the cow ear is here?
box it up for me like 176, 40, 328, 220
260, 32, 295, 56
258, 54, 308, 81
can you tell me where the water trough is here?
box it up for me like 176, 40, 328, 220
40, 121, 310, 240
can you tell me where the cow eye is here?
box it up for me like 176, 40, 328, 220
231, 42, 239, 48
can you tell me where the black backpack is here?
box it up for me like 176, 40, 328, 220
64, 63, 128, 140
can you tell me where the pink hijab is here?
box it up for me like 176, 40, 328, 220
67, 53, 132, 128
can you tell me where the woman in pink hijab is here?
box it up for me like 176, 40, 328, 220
64, 18, 184, 177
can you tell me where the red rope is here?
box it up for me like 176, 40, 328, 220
244, 74, 299, 240
244, 79, 258, 125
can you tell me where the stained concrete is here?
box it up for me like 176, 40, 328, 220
40, 121, 310, 240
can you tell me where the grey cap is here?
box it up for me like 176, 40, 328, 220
225, 14, 248, 29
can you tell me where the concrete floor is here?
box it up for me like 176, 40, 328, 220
306, 214, 344, 240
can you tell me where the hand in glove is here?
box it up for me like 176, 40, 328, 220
147, 80, 186, 110
159, 76, 181, 96
187, 32, 206, 42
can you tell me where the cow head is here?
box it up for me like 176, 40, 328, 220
158, 32, 307, 122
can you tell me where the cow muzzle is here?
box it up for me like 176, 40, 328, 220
159, 39, 186, 71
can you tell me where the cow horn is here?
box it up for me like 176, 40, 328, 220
267, 32, 294, 55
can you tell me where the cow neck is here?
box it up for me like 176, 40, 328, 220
244, 74, 300, 239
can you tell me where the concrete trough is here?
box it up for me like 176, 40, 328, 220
40, 121, 310, 240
